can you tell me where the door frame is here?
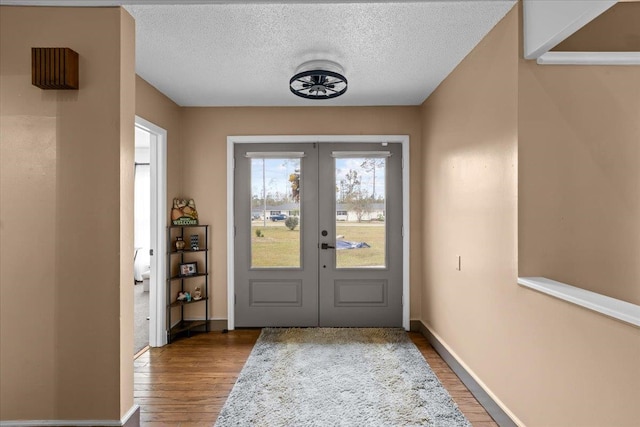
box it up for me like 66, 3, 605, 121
135, 116, 167, 347
227, 135, 410, 331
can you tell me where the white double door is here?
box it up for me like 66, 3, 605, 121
234, 142, 402, 327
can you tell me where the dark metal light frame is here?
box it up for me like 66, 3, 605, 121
289, 69, 347, 100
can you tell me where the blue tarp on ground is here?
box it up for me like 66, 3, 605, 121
336, 240, 371, 250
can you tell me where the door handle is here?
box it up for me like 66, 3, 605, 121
321, 243, 335, 250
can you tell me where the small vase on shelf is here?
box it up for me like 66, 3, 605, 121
175, 236, 186, 251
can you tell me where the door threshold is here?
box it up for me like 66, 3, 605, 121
134, 345, 150, 360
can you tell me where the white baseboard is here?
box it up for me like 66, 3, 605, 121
416, 321, 523, 427
1, 404, 140, 427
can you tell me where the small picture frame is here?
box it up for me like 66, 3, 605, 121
179, 262, 198, 276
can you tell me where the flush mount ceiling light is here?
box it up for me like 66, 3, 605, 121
289, 60, 347, 100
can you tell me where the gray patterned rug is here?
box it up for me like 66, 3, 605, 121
215, 328, 471, 426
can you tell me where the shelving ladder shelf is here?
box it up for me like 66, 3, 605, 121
166, 224, 209, 343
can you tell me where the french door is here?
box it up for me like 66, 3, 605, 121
234, 142, 402, 327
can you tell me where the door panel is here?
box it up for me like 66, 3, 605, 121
234, 143, 318, 327
318, 143, 403, 327
334, 279, 388, 306
249, 279, 302, 306
234, 142, 402, 327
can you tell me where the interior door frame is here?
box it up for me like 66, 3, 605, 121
227, 135, 410, 331
135, 116, 167, 347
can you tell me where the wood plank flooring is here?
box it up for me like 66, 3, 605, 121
134, 330, 497, 426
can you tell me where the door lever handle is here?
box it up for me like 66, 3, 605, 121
321, 243, 335, 250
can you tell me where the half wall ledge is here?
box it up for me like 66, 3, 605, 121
536, 51, 640, 65
518, 277, 640, 328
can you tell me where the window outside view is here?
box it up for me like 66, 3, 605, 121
249, 156, 386, 269
251, 158, 301, 268
335, 157, 386, 269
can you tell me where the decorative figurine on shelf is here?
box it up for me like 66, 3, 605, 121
193, 286, 202, 300
175, 236, 186, 251
177, 291, 192, 302
171, 198, 198, 226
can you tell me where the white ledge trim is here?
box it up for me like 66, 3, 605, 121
518, 277, 640, 327
537, 51, 640, 65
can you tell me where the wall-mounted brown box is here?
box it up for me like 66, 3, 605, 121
32, 47, 79, 89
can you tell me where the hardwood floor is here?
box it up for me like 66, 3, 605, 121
134, 329, 497, 426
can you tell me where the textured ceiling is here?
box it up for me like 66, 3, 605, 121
0, 1, 517, 106
123, 1, 516, 107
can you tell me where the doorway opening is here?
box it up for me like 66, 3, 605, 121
134, 127, 151, 354
227, 135, 410, 330
135, 116, 167, 350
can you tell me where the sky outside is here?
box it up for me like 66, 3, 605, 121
251, 157, 386, 201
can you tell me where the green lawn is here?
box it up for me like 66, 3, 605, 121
251, 222, 385, 268
251, 225, 301, 267
336, 224, 386, 268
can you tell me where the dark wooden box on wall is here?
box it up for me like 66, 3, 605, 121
32, 47, 79, 90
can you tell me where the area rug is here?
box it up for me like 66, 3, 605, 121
215, 328, 471, 426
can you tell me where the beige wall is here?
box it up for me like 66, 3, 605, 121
518, 62, 640, 305
420, 3, 520, 422
0, 6, 134, 421
180, 106, 423, 320
135, 75, 183, 207
421, 4, 640, 426
553, 1, 640, 52
520, 5, 640, 305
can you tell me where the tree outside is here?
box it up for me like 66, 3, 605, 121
339, 169, 372, 222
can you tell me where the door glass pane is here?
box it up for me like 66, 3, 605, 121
335, 157, 386, 268
251, 158, 301, 268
